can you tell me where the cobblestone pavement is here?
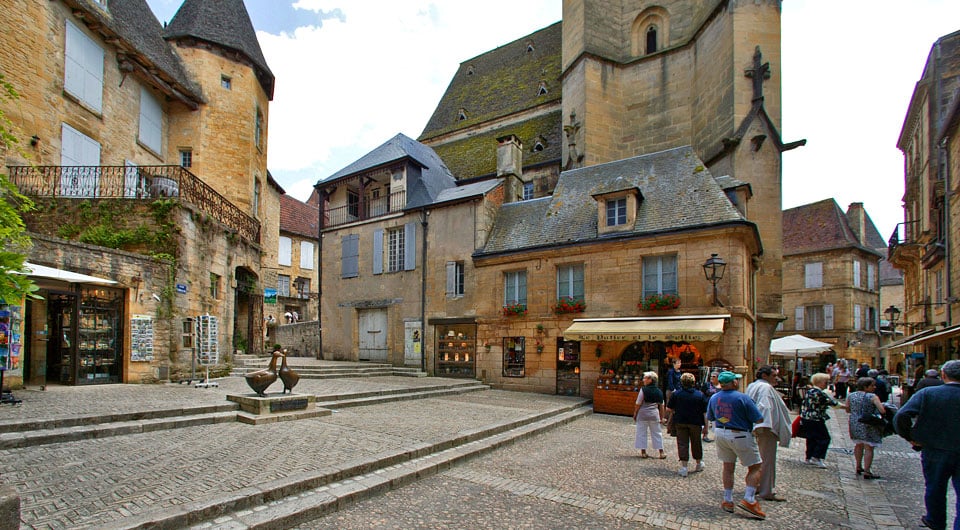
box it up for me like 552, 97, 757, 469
1, 378, 954, 529
298, 408, 949, 529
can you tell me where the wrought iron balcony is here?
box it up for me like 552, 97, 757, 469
7, 165, 260, 243
322, 190, 406, 228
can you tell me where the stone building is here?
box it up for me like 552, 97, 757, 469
0, 0, 278, 386
318, 0, 802, 395
780, 200, 885, 372
888, 29, 960, 385
274, 194, 319, 324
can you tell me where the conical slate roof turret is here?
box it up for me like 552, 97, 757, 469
164, 0, 275, 99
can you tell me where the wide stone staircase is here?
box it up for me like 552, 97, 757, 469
230, 354, 427, 379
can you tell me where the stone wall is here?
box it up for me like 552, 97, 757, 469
272, 321, 320, 358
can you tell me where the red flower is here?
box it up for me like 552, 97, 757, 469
639, 293, 680, 311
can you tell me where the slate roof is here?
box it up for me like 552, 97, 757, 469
164, 0, 275, 99
319, 133, 457, 210
432, 179, 502, 206
419, 21, 562, 143
279, 195, 319, 239
783, 199, 885, 256
64, 0, 203, 103
478, 146, 751, 256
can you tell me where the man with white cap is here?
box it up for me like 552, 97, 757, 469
707, 370, 766, 520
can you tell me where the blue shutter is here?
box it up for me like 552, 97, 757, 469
341, 235, 359, 278
404, 222, 416, 271
373, 229, 383, 275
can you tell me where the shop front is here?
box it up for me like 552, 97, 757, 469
434, 320, 477, 378
563, 315, 729, 416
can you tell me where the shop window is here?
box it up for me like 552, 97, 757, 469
642, 254, 677, 298
503, 336, 525, 377
436, 324, 476, 377
277, 274, 291, 297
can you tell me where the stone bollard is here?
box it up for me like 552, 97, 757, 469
0, 484, 20, 530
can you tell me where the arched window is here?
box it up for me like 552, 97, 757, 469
646, 25, 658, 54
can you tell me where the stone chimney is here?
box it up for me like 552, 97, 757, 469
496, 135, 523, 202
846, 202, 866, 245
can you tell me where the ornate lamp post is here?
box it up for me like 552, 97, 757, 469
702, 253, 726, 307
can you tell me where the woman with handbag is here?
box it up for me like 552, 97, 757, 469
845, 377, 887, 479
800, 373, 839, 468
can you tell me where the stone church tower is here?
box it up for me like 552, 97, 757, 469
561, 0, 799, 357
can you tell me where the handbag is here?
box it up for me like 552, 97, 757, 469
791, 415, 805, 438
858, 412, 885, 426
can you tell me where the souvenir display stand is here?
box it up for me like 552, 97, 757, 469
194, 315, 219, 388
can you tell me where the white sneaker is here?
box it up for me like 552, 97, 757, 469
804, 458, 815, 465
693, 462, 705, 473
678, 467, 688, 477
815, 459, 827, 469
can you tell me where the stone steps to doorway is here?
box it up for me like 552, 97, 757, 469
100, 402, 592, 530
229, 363, 426, 379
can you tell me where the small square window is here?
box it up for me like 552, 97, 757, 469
221, 75, 232, 89
179, 149, 192, 168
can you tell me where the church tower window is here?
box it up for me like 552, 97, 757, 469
646, 26, 658, 54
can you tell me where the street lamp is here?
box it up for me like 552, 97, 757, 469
885, 305, 901, 334
702, 253, 726, 307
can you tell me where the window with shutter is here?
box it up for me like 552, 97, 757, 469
277, 275, 290, 297
404, 222, 416, 271
824, 304, 834, 330
138, 86, 163, 154
64, 21, 104, 112
795, 306, 804, 331
867, 263, 876, 291
446, 261, 464, 298
341, 234, 359, 278
804, 262, 823, 288
373, 229, 384, 274
278, 236, 292, 266
300, 241, 314, 270
387, 228, 403, 272
60, 123, 101, 197
854, 304, 861, 330
853, 260, 861, 288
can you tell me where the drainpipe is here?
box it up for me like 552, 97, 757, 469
420, 208, 429, 373
752, 255, 759, 374
942, 137, 953, 326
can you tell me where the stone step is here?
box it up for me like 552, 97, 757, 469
100, 403, 593, 530
229, 367, 427, 378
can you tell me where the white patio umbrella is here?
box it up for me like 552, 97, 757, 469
769, 334, 833, 374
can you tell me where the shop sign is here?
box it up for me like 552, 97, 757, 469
264, 288, 277, 304
589, 333, 712, 342
909, 352, 925, 359
175, 283, 187, 294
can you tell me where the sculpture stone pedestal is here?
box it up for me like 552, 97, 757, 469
227, 393, 329, 425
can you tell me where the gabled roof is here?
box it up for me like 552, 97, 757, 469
318, 133, 457, 209
419, 22, 562, 142
164, 0, 275, 99
279, 195, 318, 240
478, 146, 754, 256
63, 0, 203, 105
783, 199, 884, 256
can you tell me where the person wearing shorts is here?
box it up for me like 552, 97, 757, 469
707, 371, 766, 519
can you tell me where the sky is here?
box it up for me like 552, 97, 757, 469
145, 0, 960, 241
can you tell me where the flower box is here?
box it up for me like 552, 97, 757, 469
553, 297, 586, 314
502, 302, 527, 317
639, 293, 680, 311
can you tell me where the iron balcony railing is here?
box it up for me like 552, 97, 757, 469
323, 190, 406, 228
7, 165, 260, 243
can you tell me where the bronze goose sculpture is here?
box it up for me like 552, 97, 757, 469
278, 351, 300, 394
244, 351, 282, 397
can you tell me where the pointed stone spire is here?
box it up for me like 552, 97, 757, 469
164, 0, 275, 98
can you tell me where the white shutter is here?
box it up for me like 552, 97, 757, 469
278, 236, 292, 266
64, 21, 103, 112
60, 123, 100, 197
867, 264, 876, 291
138, 86, 163, 154
124, 160, 139, 198
795, 306, 804, 331
299, 241, 314, 270
373, 229, 384, 275
446, 262, 456, 296
824, 304, 834, 330
805, 262, 822, 288
853, 260, 861, 288
854, 305, 861, 330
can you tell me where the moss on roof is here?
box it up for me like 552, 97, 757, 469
419, 22, 562, 141
430, 111, 562, 179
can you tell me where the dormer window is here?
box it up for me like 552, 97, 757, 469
526, 41, 535, 53
537, 81, 548, 96
466, 65, 474, 75
457, 108, 467, 121
606, 198, 627, 226
532, 137, 546, 152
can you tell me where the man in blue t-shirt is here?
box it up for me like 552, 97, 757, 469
707, 371, 766, 520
